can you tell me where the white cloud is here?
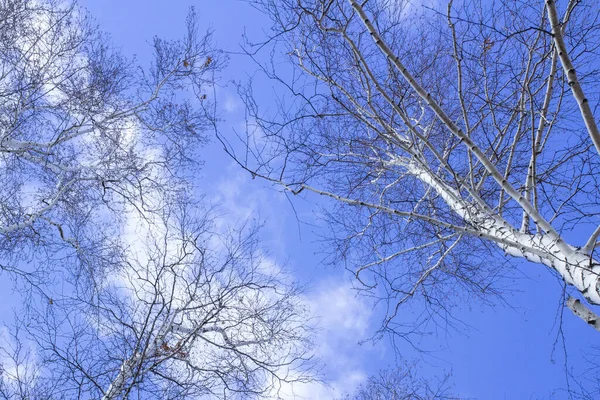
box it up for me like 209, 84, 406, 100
208, 159, 385, 399
223, 93, 241, 113
0, 327, 39, 389
275, 277, 383, 399
380, 0, 442, 20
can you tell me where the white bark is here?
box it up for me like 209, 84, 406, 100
398, 157, 600, 305
349, 0, 574, 257
567, 297, 600, 332
344, 0, 600, 307
546, 0, 600, 157
101, 354, 142, 400
101, 315, 177, 400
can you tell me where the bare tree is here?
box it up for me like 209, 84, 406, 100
339, 363, 458, 400
225, 0, 600, 337
0, 1, 317, 398
0, 0, 218, 286
0, 199, 314, 399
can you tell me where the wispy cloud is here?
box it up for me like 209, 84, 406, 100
264, 276, 385, 399
211, 167, 385, 399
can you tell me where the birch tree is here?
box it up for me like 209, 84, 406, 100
0, 200, 314, 400
0, 1, 316, 398
0, 0, 218, 286
227, 0, 600, 336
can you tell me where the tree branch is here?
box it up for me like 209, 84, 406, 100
546, 0, 600, 156
349, 0, 571, 255
583, 225, 600, 254
567, 296, 600, 332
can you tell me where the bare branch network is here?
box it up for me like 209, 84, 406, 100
0, 1, 316, 398
228, 0, 600, 335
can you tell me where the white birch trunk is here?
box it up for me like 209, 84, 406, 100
101, 316, 175, 400
398, 158, 600, 306
102, 354, 142, 400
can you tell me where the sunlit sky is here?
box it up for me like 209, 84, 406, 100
65, 1, 600, 398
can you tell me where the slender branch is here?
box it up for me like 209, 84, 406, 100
447, 0, 475, 189
584, 225, 600, 254
546, 0, 600, 156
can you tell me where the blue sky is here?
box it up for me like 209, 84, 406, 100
63, 1, 600, 398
